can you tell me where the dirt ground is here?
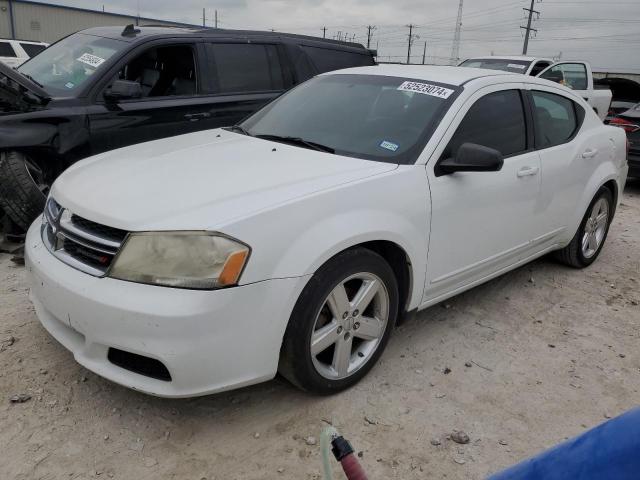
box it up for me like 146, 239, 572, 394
1, 180, 639, 480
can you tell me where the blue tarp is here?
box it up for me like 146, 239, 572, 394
489, 408, 640, 480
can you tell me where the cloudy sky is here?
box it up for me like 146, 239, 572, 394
49, 0, 640, 72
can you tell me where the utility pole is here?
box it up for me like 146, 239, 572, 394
450, 0, 464, 65
322, 26, 327, 38
422, 41, 427, 64
215, 9, 218, 28
406, 24, 419, 64
521, 0, 541, 55
366, 25, 376, 49
202, 8, 205, 27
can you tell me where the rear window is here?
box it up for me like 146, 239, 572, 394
20, 43, 46, 58
532, 91, 583, 149
301, 45, 374, 73
0, 41, 17, 58
209, 43, 285, 94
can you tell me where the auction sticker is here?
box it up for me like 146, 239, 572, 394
397, 81, 454, 99
508, 63, 526, 70
76, 53, 106, 68
380, 140, 399, 152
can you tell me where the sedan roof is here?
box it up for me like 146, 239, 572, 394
325, 65, 519, 86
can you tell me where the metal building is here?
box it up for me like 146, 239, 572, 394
0, 0, 198, 43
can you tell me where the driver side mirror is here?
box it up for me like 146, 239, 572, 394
104, 79, 142, 102
436, 143, 504, 176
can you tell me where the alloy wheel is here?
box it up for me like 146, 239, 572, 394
310, 272, 389, 380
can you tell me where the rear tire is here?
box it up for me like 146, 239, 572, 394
279, 248, 399, 395
0, 151, 49, 230
555, 186, 613, 268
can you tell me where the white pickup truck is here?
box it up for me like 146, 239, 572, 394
0, 38, 48, 68
460, 57, 612, 121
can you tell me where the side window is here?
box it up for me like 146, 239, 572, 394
530, 61, 551, 76
20, 43, 46, 58
531, 91, 582, 149
209, 43, 284, 94
300, 45, 374, 73
442, 90, 527, 159
112, 44, 198, 98
539, 63, 588, 90
0, 42, 17, 57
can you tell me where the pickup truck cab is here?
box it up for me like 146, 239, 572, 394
0, 26, 375, 231
459, 56, 554, 76
0, 38, 48, 68
537, 61, 612, 122
460, 57, 612, 122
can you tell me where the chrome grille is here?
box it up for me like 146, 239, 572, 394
42, 198, 128, 276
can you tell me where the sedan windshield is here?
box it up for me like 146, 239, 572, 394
241, 74, 457, 164
460, 58, 531, 74
18, 33, 127, 96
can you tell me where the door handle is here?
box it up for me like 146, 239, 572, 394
582, 148, 598, 159
184, 112, 211, 121
517, 166, 540, 177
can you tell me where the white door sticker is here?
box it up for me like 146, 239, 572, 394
397, 81, 454, 99
76, 53, 106, 68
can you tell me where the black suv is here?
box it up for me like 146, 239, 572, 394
0, 25, 376, 230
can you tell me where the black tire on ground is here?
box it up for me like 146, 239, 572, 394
279, 247, 399, 395
554, 186, 614, 268
0, 151, 48, 230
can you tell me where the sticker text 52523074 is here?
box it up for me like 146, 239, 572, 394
397, 81, 455, 99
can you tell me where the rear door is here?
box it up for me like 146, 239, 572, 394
525, 86, 607, 240
194, 41, 292, 129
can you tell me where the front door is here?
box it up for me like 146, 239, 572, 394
87, 42, 211, 155
424, 86, 542, 303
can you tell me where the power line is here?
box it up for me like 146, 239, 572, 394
366, 25, 377, 49
450, 0, 464, 65
521, 0, 541, 55
406, 24, 419, 64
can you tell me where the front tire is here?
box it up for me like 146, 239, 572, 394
555, 186, 613, 268
279, 248, 399, 394
0, 151, 50, 230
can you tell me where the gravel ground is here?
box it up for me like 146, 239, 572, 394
1, 179, 639, 480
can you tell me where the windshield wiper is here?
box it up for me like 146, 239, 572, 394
224, 125, 252, 136
20, 72, 45, 89
254, 134, 335, 153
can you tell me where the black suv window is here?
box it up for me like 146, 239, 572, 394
530, 61, 551, 76
300, 45, 374, 73
443, 89, 527, 159
20, 43, 46, 58
532, 90, 582, 149
0, 41, 17, 57
114, 44, 198, 98
209, 43, 284, 94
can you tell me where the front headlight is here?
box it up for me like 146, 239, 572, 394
109, 232, 250, 290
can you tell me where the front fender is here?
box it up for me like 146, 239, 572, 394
224, 166, 430, 311
0, 110, 89, 159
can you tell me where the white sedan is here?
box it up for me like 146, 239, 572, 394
25, 66, 628, 397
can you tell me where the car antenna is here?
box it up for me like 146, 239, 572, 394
122, 24, 141, 37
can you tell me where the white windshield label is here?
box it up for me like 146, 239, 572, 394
397, 81, 454, 99
508, 63, 526, 70
76, 53, 106, 68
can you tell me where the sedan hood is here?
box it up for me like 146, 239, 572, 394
52, 129, 398, 231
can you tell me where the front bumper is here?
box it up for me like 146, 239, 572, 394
25, 219, 308, 398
